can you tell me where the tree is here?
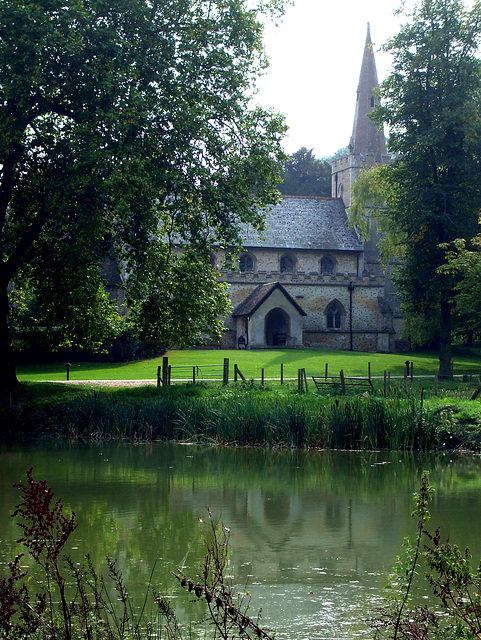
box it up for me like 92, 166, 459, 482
350, 0, 481, 377
328, 146, 348, 161
279, 147, 331, 196
439, 235, 481, 345
0, 0, 288, 389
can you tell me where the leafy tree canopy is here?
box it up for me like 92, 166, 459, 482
350, 0, 481, 376
0, 0, 288, 387
279, 147, 331, 196
439, 235, 481, 346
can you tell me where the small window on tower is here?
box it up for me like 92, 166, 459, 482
370, 96, 375, 107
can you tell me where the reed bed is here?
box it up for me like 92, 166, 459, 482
52, 384, 463, 450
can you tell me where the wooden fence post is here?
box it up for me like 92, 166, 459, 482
192, 366, 196, 384
261, 368, 265, 387
325, 363, 328, 379
223, 358, 229, 385
280, 363, 284, 385
303, 368, 308, 392
410, 361, 414, 383
234, 364, 245, 381
297, 369, 302, 393
162, 357, 169, 386
340, 370, 346, 393
157, 365, 161, 387
368, 362, 371, 382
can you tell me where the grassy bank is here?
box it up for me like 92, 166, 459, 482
16, 346, 481, 382
3, 377, 481, 450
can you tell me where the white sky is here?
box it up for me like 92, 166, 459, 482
253, 0, 405, 157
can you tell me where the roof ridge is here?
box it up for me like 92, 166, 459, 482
281, 195, 338, 201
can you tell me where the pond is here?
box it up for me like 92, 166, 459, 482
1, 443, 481, 639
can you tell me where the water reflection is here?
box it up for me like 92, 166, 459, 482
1, 444, 481, 638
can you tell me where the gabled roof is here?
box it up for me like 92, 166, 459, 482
232, 282, 307, 318
239, 196, 362, 252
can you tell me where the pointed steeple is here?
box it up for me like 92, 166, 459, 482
349, 23, 387, 156
331, 24, 390, 205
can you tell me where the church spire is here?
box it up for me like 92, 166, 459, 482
349, 23, 387, 156
331, 24, 390, 205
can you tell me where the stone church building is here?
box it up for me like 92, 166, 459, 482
217, 25, 403, 352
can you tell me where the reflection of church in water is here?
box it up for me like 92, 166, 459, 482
218, 25, 403, 353
174, 461, 407, 587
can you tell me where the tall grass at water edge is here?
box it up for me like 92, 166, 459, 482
60, 387, 448, 450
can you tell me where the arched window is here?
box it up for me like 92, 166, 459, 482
239, 253, 254, 273
320, 256, 335, 275
280, 254, 295, 274
325, 300, 344, 330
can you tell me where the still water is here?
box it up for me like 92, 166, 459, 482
1, 444, 481, 639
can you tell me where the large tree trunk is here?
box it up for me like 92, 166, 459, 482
438, 299, 452, 379
0, 283, 19, 391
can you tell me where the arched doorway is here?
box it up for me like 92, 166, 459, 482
265, 308, 290, 346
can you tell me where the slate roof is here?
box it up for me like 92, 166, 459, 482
232, 282, 307, 317
238, 196, 363, 252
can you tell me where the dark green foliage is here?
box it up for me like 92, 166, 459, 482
3, 383, 470, 451
0, 0, 288, 389
279, 147, 331, 196
354, 0, 481, 376
439, 236, 481, 346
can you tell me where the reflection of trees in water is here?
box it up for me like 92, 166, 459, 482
6, 442, 481, 495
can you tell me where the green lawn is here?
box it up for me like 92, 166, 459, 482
16, 346, 481, 382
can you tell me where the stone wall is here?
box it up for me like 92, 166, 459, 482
331, 153, 391, 207
303, 331, 390, 352
216, 247, 360, 278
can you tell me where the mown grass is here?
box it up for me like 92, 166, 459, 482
3, 377, 481, 450
16, 346, 481, 382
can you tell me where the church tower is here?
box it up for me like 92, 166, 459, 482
332, 24, 391, 207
